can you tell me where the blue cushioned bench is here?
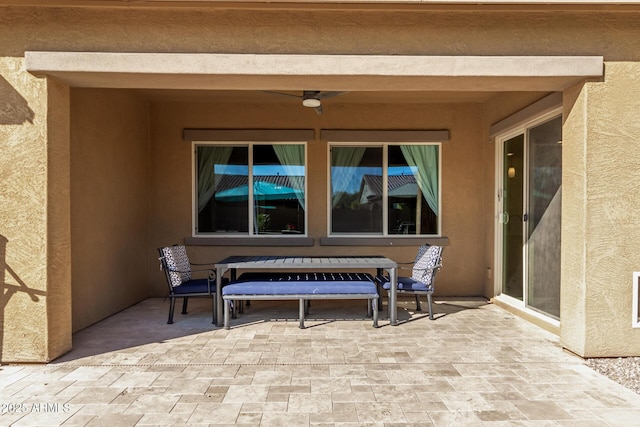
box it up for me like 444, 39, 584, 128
222, 272, 379, 329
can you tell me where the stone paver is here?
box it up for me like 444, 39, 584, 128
1, 297, 640, 426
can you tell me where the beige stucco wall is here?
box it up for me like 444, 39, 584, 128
2, 7, 640, 59
0, 57, 72, 362
561, 63, 640, 357
70, 89, 151, 332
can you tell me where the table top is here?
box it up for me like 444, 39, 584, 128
215, 255, 397, 270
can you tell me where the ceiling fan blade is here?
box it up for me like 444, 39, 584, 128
316, 91, 347, 99
313, 105, 323, 114
262, 90, 303, 99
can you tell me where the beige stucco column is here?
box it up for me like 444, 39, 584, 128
561, 62, 640, 358
0, 57, 72, 362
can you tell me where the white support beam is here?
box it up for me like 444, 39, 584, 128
25, 52, 603, 93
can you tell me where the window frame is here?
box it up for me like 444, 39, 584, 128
192, 141, 308, 238
326, 141, 442, 238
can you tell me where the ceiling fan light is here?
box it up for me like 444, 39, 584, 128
302, 98, 321, 108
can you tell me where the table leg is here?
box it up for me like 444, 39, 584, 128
389, 267, 398, 325
376, 268, 383, 311
299, 298, 306, 329
216, 268, 226, 327
224, 299, 231, 330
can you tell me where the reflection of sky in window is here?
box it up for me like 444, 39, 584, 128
215, 164, 247, 175
389, 166, 417, 176
332, 166, 381, 194
214, 164, 305, 176
331, 166, 417, 194
254, 165, 305, 176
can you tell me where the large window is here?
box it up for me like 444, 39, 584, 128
195, 143, 306, 236
329, 143, 440, 236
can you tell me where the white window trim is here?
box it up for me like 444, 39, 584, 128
327, 141, 442, 238
192, 141, 308, 238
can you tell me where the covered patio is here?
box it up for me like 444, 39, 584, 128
1, 296, 639, 425
21, 51, 602, 356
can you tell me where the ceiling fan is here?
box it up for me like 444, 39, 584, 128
262, 90, 346, 114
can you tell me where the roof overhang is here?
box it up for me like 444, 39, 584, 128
25, 52, 603, 93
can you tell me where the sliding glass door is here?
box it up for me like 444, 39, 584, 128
502, 134, 525, 301
526, 117, 562, 318
497, 114, 562, 319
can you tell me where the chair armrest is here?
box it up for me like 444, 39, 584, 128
190, 268, 217, 281
160, 263, 217, 280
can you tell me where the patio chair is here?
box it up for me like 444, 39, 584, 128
376, 244, 444, 320
158, 244, 221, 324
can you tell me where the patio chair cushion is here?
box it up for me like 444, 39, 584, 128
161, 245, 192, 287
412, 244, 442, 284
170, 278, 215, 295
377, 276, 433, 292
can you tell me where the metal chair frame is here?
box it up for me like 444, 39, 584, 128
377, 244, 443, 320
158, 245, 218, 324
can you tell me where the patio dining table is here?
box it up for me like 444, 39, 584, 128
214, 255, 398, 327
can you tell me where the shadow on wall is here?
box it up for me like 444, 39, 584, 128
0, 75, 35, 124
0, 235, 45, 361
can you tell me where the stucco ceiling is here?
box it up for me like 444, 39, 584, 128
134, 89, 497, 104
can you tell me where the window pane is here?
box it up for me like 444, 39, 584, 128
331, 146, 383, 234
388, 145, 439, 235
527, 116, 562, 318
253, 144, 306, 235
197, 146, 249, 234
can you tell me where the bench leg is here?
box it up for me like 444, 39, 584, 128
299, 298, 306, 329
224, 300, 232, 330
367, 298, 373, 318
211, 295, 216, 324
372, 298, 379, 328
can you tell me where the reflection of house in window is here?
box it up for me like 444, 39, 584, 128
329, 143, 439, 236
199, 174, 305, 234
358, 174, 436, 235
196, 143, 306, 235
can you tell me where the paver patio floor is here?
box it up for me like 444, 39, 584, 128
2, 297, 640, 426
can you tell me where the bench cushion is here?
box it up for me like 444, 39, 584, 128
223, 272, 377, 297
